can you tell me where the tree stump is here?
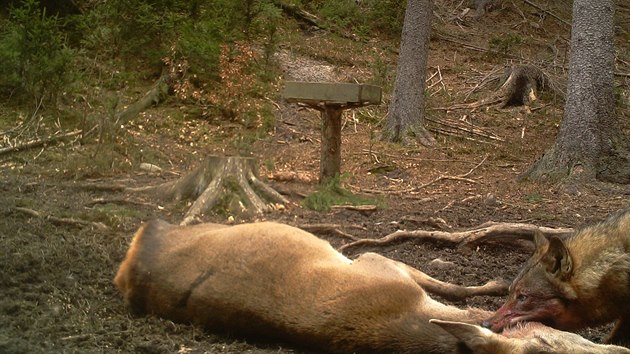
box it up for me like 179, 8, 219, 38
448, 65, 563, 111
497, 65, 559, 107
149, 156, 290, 225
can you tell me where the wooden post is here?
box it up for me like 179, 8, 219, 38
282, 82, 382, 184
320, 105, 343, 183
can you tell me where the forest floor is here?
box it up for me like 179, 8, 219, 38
1, 1, 630, 353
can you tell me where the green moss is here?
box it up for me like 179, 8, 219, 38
302, 174, 381, 212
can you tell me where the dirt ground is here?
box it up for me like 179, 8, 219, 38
2, 102, 629, 354
2, 1, 630, 353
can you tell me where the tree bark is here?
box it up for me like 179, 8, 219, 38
521, 0, 629, 183
381, 0, 435, 146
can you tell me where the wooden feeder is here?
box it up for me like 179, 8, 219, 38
282, 81, 382, 183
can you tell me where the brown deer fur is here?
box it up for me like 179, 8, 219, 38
114, 219, 492, 353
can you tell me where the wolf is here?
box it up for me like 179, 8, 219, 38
482, 206, 630, 345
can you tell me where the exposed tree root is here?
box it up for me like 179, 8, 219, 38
338, 222, 573, 252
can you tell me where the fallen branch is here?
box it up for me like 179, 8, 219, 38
433, 32, 493, 55
427, 66, 448, 96
115, 80, 169, 125
359, 150, 479, 165
272, 0, 321, 29
428, 127, 501, 145
338, 222, 573, 252
463, 66, 504, 101
425, 117, 504, 142
267, 170, 315, 184
433, 31, 529, 63
13, 207, 108, 230
85, 197, 155, 208
1, 97, 45, 138
0, 130, 82, 156
272, 0, 358, 41
438, 194, 490, 213
330, 204, 377, 214
432, 97, 504, 111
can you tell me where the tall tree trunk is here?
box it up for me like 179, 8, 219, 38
381, 0, 435, 146
521, 0, 629, 183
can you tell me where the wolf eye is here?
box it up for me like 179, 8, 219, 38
517, 294, 527, 303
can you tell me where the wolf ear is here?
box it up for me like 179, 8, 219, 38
533, 230, 550, 251
541, 236, 573, 280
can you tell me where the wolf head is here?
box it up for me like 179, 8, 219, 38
482, 232, 581, 332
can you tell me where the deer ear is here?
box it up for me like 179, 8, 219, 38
430, 320, 508, 354
541, 236, 573, 280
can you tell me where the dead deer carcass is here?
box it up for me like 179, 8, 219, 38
114, 220, 505, 353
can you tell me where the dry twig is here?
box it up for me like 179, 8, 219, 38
400, 155, 487, 193
13, 207, 108, 230
523, 0, 570, 27
358, 156, 488, 195
431, 97, 504, 111
426, 117, 504, 143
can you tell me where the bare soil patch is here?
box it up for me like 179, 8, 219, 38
2, 98, 627, 352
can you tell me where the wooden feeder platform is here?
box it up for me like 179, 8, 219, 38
282, 81, 382, 183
